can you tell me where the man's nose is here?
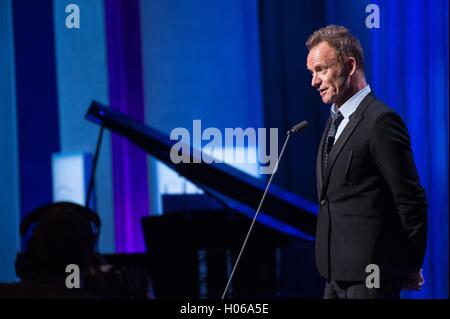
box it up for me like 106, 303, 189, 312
311, 74, 321, 88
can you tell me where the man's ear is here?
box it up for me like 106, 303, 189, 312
348, 57, 357, 76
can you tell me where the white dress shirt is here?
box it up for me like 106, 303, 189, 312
330, 85, 371, 143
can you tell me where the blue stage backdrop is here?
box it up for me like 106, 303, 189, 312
0, 0, 20, 282
0, 0, 447, 299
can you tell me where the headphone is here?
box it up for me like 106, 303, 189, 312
15, 202, 101, 281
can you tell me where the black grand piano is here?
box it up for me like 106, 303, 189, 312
85, 101, 323, 299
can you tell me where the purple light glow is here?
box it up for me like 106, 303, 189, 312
105, 0, 150, 253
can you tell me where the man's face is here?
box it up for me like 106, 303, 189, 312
306, 41, 349, 106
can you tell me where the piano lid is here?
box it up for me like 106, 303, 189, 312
85, 101, 318, 240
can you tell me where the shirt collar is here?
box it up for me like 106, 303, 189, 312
331, 85, 371, 119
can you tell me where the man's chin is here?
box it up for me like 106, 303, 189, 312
321, 97, 332, 105
321, 94, 337, 105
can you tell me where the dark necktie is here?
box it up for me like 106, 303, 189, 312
322, 111, 344, 178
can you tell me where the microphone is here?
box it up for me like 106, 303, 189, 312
221, 120, 309, 299
287, 120, 309, 135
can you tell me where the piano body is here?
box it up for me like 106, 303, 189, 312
86, 101, 323, 298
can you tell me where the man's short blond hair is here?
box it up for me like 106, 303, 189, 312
306, 25, 365, 71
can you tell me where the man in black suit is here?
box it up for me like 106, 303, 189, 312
305, 25, 428, 299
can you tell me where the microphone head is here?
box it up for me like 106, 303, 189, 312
288, 121, 309, 134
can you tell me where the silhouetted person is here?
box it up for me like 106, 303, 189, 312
0, 202, 153, 299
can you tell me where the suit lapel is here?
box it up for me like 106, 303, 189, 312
317, 117, 331, 196
321, 92, 376, 194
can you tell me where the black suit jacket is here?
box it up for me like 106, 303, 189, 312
315, 92, 428, 281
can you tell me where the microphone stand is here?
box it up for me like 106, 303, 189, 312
221, 122, 307, 299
